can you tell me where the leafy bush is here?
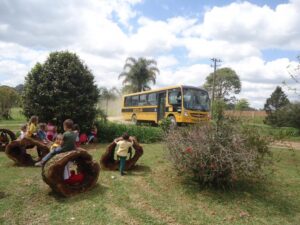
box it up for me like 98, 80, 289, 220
212, 99, 226, 122
274, 102, 300, 129
165, 120, 272, 188
95, 121, 163, 143
158, 118, 172, 132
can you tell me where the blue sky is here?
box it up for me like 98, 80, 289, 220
136, 0, 289, 19
0, 0, 299, 108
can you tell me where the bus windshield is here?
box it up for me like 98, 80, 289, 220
183, 88, 210, 111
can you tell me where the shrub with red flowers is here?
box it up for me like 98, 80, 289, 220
165, 119, 272, 188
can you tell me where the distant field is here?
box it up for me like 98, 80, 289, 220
0, 108, 26, 133
225, 110, 266, 124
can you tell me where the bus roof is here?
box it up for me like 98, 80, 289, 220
123, 85, 208, 97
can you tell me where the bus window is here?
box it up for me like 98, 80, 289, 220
183, 88, 209, 111
147, 93, 157, 105
132, 95, 139, 106
168, 88, 181, 105
139, 94, 147, 106
124, 96, 132, 107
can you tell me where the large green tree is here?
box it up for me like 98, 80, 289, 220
0, 86, 19, 119
119, 57, 159, 93
204, 67, 241, 102
264, 86, 289, 126
23, 51, 99, 131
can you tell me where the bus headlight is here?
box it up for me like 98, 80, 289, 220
184, 111, 188, 117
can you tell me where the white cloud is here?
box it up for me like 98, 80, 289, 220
0, 60, 28, 86
186, 0, 300, 49
0, 41, 48, 63
77, 51, 125, 87
157, 55, 178, 69
0, 0, 142, 48
183, 38, 261, 61
158, 64, 211, 87
225, 57, 299, 108
226, 57, 296, 83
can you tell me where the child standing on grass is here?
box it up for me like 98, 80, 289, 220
35, 119, 77, 166
114, 133, 133, 176
26, 116, 38, 138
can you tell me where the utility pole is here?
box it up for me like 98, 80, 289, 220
210, 58, 221, 120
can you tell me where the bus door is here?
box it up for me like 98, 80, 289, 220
157, 92, 166, 122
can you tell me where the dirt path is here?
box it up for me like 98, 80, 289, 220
271, 141, 300, 150
107, 116, 131, 124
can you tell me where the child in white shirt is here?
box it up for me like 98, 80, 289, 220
114, 133, 133, 176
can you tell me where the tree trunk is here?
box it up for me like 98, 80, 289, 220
106, 99, 108, 116
42, 149, 100, 197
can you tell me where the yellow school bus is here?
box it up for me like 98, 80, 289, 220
121, 85, 210, 125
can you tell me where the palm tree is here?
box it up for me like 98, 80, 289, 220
99, 87, 119, 115
119, 57, 160, 93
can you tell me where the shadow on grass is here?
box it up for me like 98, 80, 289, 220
0, 191, 9, 199
48, 183, 109, 203
180, 178, 299, 217
127, 164, 152, 176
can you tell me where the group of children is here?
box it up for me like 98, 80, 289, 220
19, 116, 58, 143
20, 115, 133, 176
35, 118, 76, 166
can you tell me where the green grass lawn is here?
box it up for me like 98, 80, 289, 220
0, 143, 299, 225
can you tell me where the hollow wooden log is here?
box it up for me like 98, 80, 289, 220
100, 140, 143, 170
42, 149, 100, 197
0, 129, 16, 151
5, 137, 50, 166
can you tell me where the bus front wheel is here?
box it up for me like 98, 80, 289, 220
131, 115, 137, 125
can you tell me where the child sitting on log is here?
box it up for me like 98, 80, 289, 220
18, 124, 27, 140
114, 133, 133, 176
46, 120, 57, 142
26, 116, 38, 138
73, 124, 80, 147
35, 119, 77, 167
50, 134, 63, 151
37, 123, 49, 144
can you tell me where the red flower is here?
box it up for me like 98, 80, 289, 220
185, 147, 193, 154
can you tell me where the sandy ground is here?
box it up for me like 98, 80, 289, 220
272, 141, 300, 150
107, 116, 131, 124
